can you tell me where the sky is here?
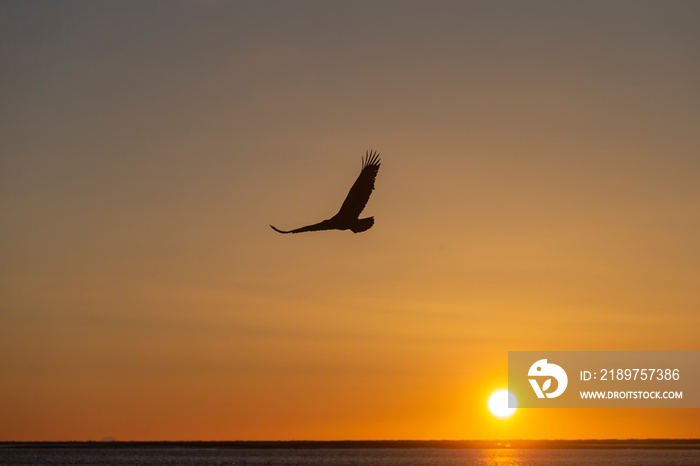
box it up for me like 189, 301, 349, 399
1, 0, 699, 441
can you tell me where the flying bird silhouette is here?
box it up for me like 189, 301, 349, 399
270, 150, 381, 234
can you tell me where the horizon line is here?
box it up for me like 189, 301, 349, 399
3, 439, 700, 450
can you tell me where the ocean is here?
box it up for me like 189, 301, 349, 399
2, 447, 700, 466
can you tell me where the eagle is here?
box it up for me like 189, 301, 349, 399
270, 150, 381, 234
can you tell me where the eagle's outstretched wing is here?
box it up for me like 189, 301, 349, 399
335, 150, 381, 220
269, 220, 334, 234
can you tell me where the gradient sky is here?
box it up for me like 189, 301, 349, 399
2, 0, 699, 441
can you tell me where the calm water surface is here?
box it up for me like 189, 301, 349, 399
1, 448, 700, 466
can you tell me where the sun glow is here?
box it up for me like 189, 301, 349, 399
488, 389, 517, 418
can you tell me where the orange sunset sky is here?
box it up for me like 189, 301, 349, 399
1, 1, 699, 441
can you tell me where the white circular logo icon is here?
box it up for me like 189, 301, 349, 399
528, 359, 568, 399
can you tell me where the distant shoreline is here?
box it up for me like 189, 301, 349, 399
2, 440, 700, 450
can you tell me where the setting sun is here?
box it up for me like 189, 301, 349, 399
488, 390, 517, 419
